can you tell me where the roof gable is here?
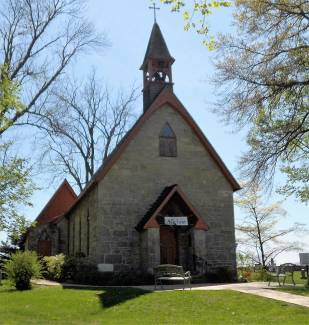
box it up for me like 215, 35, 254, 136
36, 179, 77, 225
67, 87, 240, 214
92, 87, 240, 190
136, 184, 208, 231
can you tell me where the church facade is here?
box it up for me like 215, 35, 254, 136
25, 23, 240, 276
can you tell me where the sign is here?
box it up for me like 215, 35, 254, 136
164, 216, 188, 226
299, 253, 309, 265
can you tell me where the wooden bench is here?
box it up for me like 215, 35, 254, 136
154, 264, 191, 290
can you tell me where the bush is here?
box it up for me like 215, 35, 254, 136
4, 251, 42, 290
61, 256, 94, 282
43, 254, 65, 281
237, 267, 253, 282
249, 269, 268, 282
60, 256, 153, 286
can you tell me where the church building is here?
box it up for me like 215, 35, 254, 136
25, 22, 240, 276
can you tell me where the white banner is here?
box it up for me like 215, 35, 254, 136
164, 216, 188, 226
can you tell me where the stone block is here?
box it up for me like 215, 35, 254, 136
105, 254, 122, 264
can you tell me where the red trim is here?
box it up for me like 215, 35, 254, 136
144, 187, 178, 229
144, 185, 208, 231
96, 88, 240, 190
67, 88, 240, 215
195, 218, 209, 231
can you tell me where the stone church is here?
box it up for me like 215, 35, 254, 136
25, 22, 240, 276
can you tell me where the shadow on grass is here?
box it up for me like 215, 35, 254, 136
98, 287, 152, 308
63, 285, 152, 308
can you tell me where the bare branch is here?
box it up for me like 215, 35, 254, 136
31, 72, 138, 192
0, 0, 107, 134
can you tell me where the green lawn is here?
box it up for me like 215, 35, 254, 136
245, 270, 308, 286
276, 287, 309, 297
269, 271, 308, 286
291, 271, 308, 285
1, 286, 309, 324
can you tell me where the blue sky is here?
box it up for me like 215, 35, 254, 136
2, 0, 308, 264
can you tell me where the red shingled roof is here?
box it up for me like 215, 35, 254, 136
35, 179, 77, 225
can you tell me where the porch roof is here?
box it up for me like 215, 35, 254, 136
135, 184, 208, 232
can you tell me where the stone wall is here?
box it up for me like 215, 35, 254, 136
67, 186, 98, 261
25, 217, 68, 256
85, 103, 237, 273
140, 229, 160, 273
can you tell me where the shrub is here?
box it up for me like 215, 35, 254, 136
60, 256, 153, 285
43, 254, 65, 281
4, 251, 42, 290
237, 267, 253, 282
61, 256, 93, 282
249, 269, 268, 282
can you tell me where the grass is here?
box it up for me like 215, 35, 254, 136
290, 271, 308, 285
275, 287, 309, 297
0, 285, 309, 324
241, 270, 308, 286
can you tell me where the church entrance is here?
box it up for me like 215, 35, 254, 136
160, 226, 194, 270
136, 184, 208, 273
160, 227, 178, 264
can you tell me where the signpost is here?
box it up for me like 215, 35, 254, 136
299, 253, 309, 286
164, 216, 188, 226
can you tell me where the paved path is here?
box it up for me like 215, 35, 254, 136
229, 283, 309, 308
33, 280, 309, 308
138, 282, 309, 308
32, 279, 61, 286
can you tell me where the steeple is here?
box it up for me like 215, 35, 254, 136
140, 23, 175, 112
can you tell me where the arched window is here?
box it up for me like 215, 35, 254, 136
159, 123, 177, 157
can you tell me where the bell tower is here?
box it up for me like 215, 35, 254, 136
140, 23, 175, 112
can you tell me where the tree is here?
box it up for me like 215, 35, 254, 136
0, 214, 33, 254
162, 0, 309, 202
0, 0, 105, 134
28, 72, 138, 192
0, 65, 24, 133
0, 63, 34, 249
212, 0, 309, 202
236, 185, 304, 267
159, 0, 231, 48
5, 215, 33, 248
0, 142, 35, 233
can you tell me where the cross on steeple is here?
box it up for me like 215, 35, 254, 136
149, 2, 160, 23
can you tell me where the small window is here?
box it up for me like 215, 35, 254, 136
159, 123, 177, 157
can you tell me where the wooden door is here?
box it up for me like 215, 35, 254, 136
38, 240, 52, 256
160, 227, 177, 264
